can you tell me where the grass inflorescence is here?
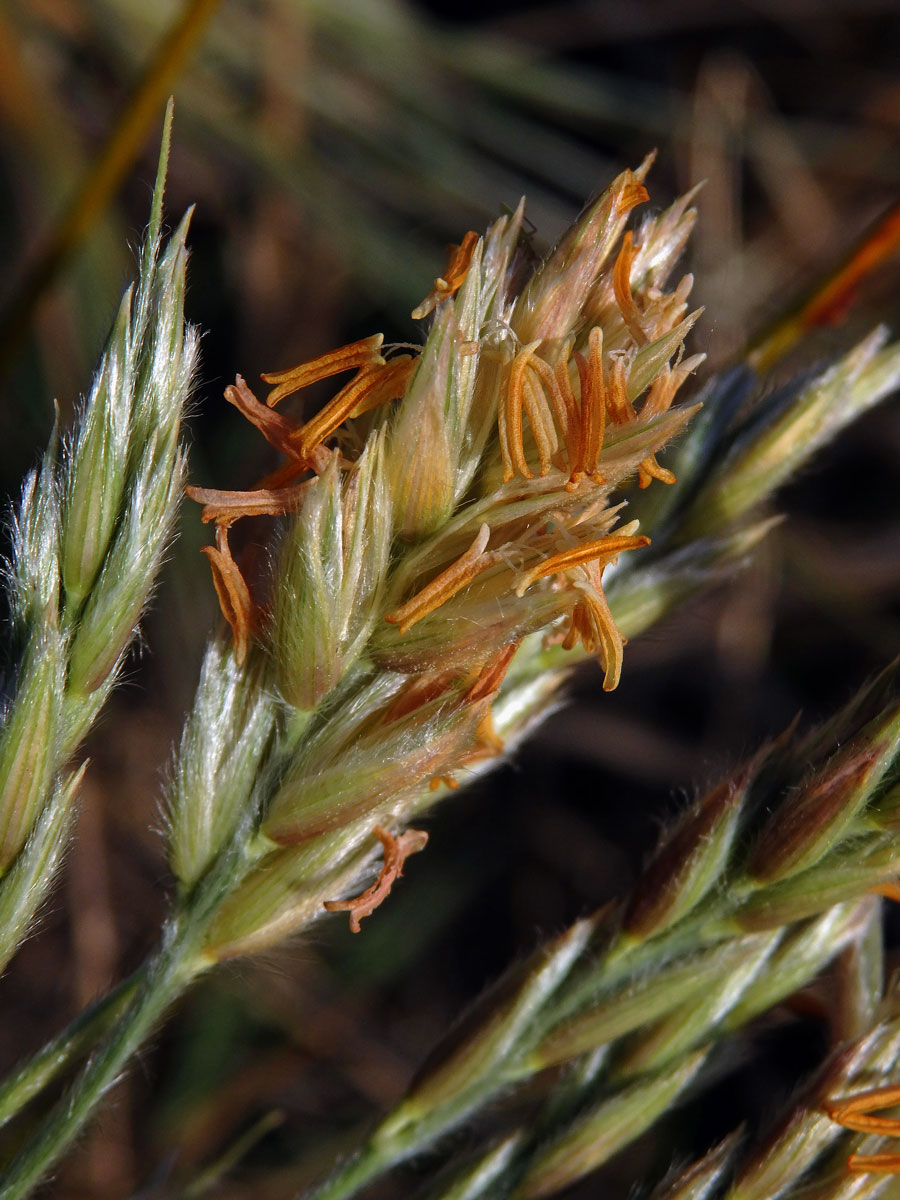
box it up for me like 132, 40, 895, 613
0, 130, 899, 1200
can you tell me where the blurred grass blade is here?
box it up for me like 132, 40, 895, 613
0, 0, 221, 379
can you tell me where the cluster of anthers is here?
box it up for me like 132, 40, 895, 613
185, 331, 405, 659
186, 162, 708, 940
825, 1084, 900, 1175
188, 159, 704, 711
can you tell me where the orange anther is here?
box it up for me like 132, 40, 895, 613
382, 670, 461, 724
614, 176, 650, 219
429, 775, 459, 792
385, 524, 498, 633
515, 533, 650, 596
605, 356, 636, 426
530, 346, 580, 475
200, 525, 256, 664
613, 230, 649, 346
581, 327, 607, 479
291, 356, 414, 460
186, 479, 317, 526
261, 334, 385, 407
638, 456, 677, 490
577, 581, 625, 691
466, 642, 520, 704
847, 1153, 900, 1174
501, 343, 539, 481
826, 1083, 900, 1175
224, 375, 307, 463
412, 232, 480, 320
324, 826, 428, 933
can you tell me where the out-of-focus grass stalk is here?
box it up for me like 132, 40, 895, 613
0, 106, 196, 978
179, 1109, 286, 1199
0, 969, 142, 1129
746, 198, 900, 374
0, 830, 255, 1200
0, 0, 221, 378
302, 663, 900, 1200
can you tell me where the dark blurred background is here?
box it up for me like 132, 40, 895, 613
2, 0, 900, 1195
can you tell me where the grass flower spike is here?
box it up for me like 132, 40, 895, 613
303, 665, 900, 1200
6, 145, 900, 1200
181, 161, 705, 965
192, 159, 703, 709
0, 104, 196, 974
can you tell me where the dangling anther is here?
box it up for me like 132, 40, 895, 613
187, 478, 318, 525
224, 375, 308, 464
412, 232, 480, 320
261, 334, 385, 407
291, 355, 415, 461
385, 524, 499, 633
613, 230, 649, 346
515, 533, 650, 596
200, 525, 256, 664
324, 826, 429, 933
